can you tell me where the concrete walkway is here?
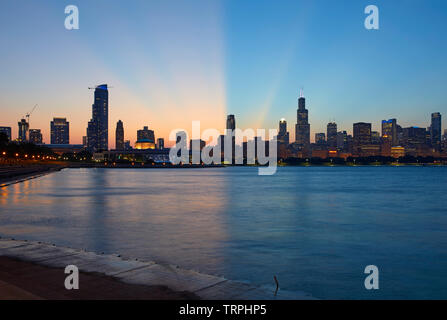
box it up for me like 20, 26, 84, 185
0, 239, 315, 300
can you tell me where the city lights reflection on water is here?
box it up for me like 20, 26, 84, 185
0, 167, 446, 299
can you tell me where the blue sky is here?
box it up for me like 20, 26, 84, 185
0, 0, 446, 145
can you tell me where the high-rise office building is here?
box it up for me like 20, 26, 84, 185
226, 115, 236, 160
295, 92, 310, 145
115, 120, 124, 151
0, 127, 12, 142
371, 131, 380, 144
29, 129, 43, 144
353, 122, 372, 154
157, 138, 165, 150
402, 127, 427, 146
18, 118, 29, 142
51, 118, 69, 144
431, 112, 442, 151
226, 115, 236, 131
382, 119, 398, 146
87, 84, 109, 152
327, 122, 337, 147
278, 119, 289, 145
315, 133, 326, 145
336, 131, 347, 150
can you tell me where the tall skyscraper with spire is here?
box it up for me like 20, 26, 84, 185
87, 84, 109, 152
295, 90, 310, 145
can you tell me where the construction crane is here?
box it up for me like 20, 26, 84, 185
24, 104, 38, 124
88, 84, 113, 90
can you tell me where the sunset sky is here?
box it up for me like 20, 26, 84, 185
1, 0, 446, 148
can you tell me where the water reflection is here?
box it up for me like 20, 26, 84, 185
0, 168, 230, 275
1, 167, 447, 299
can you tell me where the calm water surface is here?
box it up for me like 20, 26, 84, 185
0, 166, 446, 299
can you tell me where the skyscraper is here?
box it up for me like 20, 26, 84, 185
29, 129, 43, 144
371, 131, 380, 144
226, 115, 235, 131
295, 92, 310, 145
18, 118, 29, 142
226, 114, 236, 160
336, 131, 347, 150
0, 127, 12, 142
51, 118, 69, 144
382, 119, 398, 146
327, 122, 337, 147
353, 122, 372, 154
87, 84, 109, 152
278, 119, 289, 145
402, 127, 428, 146
315, 133, 326, 145
157, 138, 165, 150
431, 112, 442, 151
115, 120, 124, 151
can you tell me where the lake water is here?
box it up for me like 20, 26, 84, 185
0, 166, 446, 299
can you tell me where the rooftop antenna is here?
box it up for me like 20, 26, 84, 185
299, 88, 304, 98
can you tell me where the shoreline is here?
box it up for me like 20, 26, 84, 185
1, 161, 445, 187
0, 164, 65, 187
0, 238, 315, 300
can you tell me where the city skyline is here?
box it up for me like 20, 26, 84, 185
0, 88, 444, 151
1, 0, 447, 147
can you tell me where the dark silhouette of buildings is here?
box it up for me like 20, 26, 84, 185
315, 133, 326, 145
431, 112, 442, 151
115, 120, 124, 151
87, 84, 109, 152
51, 118, 69, 144
402, 127, 427, 146
353, 122, 372, 155
226, 114, 236, 160
382, 119, 398, 146
278, 119, 289, 145
18, 118, 29, 142
327, 122, 337, 147
295, 92, 310, 146
226, 114, 236, 131
157, 138, 165, 149
0, 127, 11, 142
336, 131, 348, 151
29, 129, 43, 144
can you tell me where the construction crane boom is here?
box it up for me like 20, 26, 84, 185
88, 85, 113, 90
24, 104, 38, 122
